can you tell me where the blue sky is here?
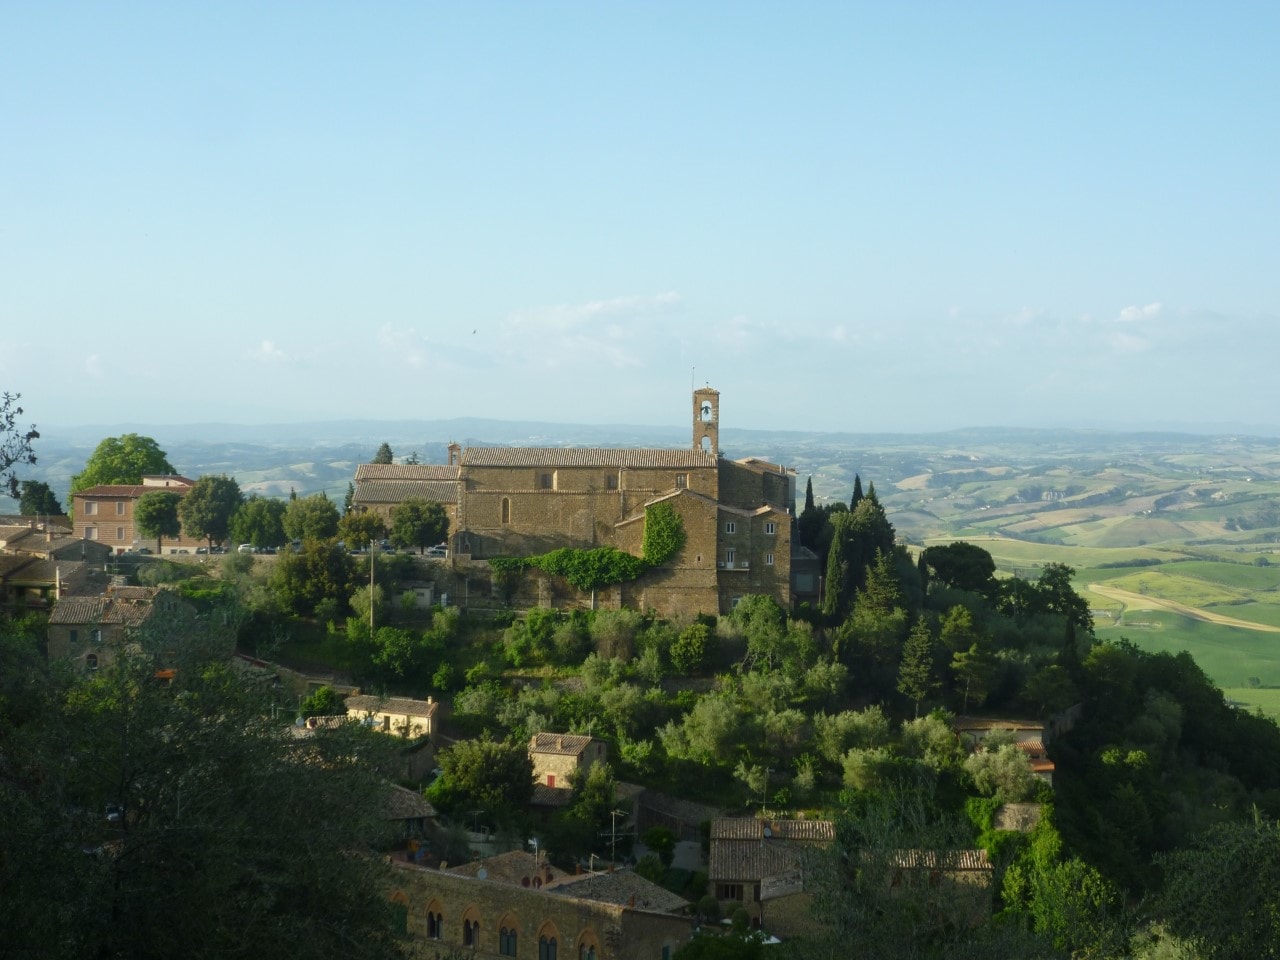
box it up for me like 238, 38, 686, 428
2, 2, 1277, 435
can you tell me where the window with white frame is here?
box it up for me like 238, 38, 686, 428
115, 501, 125, 515
766, 553, 774, 566
726, 548, 735, 565
85, 502, 98, 516
725, 521, 736, 534
675, 474, 687, 489
765, 521, 776, 535
86, 527, 97, 540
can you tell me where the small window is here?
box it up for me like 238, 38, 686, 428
725, 521, 736, 534
86, 502, 98, 516
766, 553, 774, 566
92, 629, 102, 644
726, 549, 735, 565
115, 501, 125, 515
85, 654, 98, 671
730, 597, 742, 609
116, 527, 124, 540
675, 474, 687, 489
547, 774, 555, 788
86, 527, 97, 540
606, 473, 617, 491
428, 912, 443, 940
765, 521, 776, 535
69, 629, 79, 645
540, 473, 553, 490
501, 498, 511, 524
539, 936, 558, 960
501, 928, 518, 956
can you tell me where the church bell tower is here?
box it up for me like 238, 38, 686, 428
693, 386, 720, 456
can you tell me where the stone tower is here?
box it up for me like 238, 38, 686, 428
693, 386, 720, 456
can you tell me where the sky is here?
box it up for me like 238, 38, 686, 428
2, 2, 1278, 436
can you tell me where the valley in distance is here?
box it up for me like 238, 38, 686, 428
18, 416, 1280, 715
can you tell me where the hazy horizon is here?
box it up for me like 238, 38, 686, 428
4, 4, 1277, 434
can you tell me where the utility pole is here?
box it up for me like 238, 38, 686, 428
369, 538, 376, 633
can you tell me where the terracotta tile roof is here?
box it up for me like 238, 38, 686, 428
710, 839, 812, 883
462, 447, 718, 469
353, 480, 458, 504
47, 594, 157, 627
74, 485, 166, 498
710, 818, 835, 842
447, 850, 567, 886
530, 732, 596, 755
345, 695, 439, 717
381, 784, 437, 821
108, 585, 161, 601
884, 849, 992, 872
355, 464, 460, 481
0, 555, 37, 577
731, 457, 792, 475
547, 869, 690, 913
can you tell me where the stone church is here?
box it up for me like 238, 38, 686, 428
352, 388, 798, 616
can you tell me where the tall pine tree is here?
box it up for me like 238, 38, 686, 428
851, 474, 864, 509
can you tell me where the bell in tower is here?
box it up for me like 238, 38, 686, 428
693, 386, 720, 456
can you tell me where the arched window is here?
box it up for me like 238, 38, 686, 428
388, 891, 409, 936
85, 653, 99, 671
462, 905, 482, 949
538, 936, 557, 960
425, 900, 444, 940
500, 926, 519, 956
576, 931, 601, 960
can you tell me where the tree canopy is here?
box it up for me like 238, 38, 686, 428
283, 493, 341, 543
134, 490, 182, 553
70, 433, 175, 493
229, 495, 287, 549
0, 392, 39, 500
372, 442, 394, 465
178, 474, 244, 547
18, 478, 62, 516
390, 497, 449, 553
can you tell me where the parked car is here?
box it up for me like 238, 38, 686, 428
237, 543, 254, 554
425, 544, 448, 558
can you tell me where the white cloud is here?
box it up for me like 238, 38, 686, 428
1105, 330, 1150, 353
1116, 302, 1162, 323
506, 291, 682, 331
252, 340, 290, 364
376, 324, 428, 369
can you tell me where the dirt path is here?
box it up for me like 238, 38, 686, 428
1087, 583, 1280, 634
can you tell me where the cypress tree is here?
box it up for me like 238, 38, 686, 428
851, 474, 864, 509
805, 476, 815, 513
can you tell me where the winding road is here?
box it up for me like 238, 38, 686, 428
1087, 583, 1280, 634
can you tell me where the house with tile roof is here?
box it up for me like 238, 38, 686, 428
391, 852, 693, 959
345, 694, 439, 739
529, 732, 608, 794
0, 520, 112, 564
348, 387, 799, 616
70, 475, 207, 555
46, 585, 195, 673
708, 818, 835, 933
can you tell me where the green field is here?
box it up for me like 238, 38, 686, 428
1095, 611, 1280, 692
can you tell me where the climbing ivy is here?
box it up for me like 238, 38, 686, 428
488, 503, 685, 593
641, 501, 686, 567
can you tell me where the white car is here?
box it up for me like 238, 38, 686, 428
425, 544, 448, 558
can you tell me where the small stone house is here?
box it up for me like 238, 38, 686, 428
708, 818, 834, 933
45, 585, 190, 672
345, 694, 438, 739
529, 732, 608, 791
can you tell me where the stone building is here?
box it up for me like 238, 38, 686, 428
708, 818, 834, 934
46, 585, 194, 672
346, 694, 439, 739
390, 855, 693, 959
529, 732, 608, 791
70, 475, 207, 555
349, 388, 799, 616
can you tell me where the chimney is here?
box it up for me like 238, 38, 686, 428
427, 696, 433, 704
557, 736, 564, 750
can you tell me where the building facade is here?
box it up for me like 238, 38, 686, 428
349, 388, 798, 616
70, 475, 206, 555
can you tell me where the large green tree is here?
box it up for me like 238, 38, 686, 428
269, 538, 354, 616
283, 493, 341, 542
70, 433, 175, 493
427, 734, 534, 822
389, 498, 449, 553
372, 442, 394, 465
338, 510, 386, 551
134, 490, 182, 553
229, 495, 287, 549
0, 614, 404, 960
18, 478, 62, 516
178, 474, 244, 548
